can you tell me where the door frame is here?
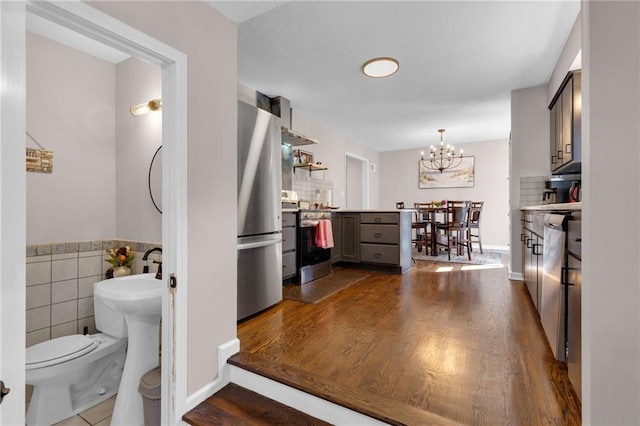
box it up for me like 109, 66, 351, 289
1, 1, 189, 423
344, 151, 370, 209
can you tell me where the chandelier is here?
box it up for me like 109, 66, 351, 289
420, 129, 464, 173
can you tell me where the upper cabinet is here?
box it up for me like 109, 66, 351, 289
549, 70, 582, 175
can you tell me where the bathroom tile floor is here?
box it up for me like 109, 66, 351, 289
25, 386, 115, 426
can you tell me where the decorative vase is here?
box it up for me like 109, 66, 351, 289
113, 266, 131, 277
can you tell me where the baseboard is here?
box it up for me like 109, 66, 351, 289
183, 338, 240, 413
509, 271, 524, 281
484, 245, 510, 253
230, 366, 387, 425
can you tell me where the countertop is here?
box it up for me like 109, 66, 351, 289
520, 202, 582, 211
281, 208, 408, 213
329, 209, 408, 213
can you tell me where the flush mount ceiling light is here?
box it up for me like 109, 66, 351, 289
362, 57, 399, 78
130, 98, 162, 116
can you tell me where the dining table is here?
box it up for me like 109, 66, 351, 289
411, 203, 447, 255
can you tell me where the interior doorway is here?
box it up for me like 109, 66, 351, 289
0, 2, 188, 424
345, 151, 369, 209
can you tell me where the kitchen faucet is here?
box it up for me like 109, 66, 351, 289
142, 247, 163, 279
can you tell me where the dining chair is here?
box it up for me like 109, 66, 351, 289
468, 201, 484, 254
413, 202, 437, 254
434, 200, 472, 260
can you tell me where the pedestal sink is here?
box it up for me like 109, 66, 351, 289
94, 273, 164, 425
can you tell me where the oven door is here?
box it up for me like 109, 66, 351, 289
298, 225, 331, 267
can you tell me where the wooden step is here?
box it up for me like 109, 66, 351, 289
228, 352, 458, 426
182, 382, 331, 426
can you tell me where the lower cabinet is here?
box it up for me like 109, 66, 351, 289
341, 214, 360, 262
331, 214, 343, 263
521, 212, 543, 310
332, 211, 411, 273
282, 212, 297, 281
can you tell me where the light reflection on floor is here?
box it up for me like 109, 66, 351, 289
434, 263, 505, 273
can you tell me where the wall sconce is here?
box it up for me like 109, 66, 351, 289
130, 98, 162, 116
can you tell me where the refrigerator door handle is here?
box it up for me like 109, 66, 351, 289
237, 235, 282, 251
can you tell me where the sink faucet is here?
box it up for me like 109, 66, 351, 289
142, 247, 162, 279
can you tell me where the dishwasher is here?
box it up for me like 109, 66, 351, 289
541, 213, 568, 361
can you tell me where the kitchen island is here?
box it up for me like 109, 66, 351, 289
330, 209, 413, 274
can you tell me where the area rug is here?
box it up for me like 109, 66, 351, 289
412, 248, 504, 265
283, 269, 371, 304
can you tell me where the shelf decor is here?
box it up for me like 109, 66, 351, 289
419, 156, 475, 189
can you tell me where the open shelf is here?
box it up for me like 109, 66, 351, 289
293, 163, 328, 175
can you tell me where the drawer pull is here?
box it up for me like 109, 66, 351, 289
374, 218, 382, 223
374, 232, 382, 238
374, 253, 382, 258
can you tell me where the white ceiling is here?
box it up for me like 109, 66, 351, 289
209, 1, 580, 151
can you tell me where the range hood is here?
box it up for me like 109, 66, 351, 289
270, 96, 318, 146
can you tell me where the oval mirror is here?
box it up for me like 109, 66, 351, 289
149, 146, 162, 214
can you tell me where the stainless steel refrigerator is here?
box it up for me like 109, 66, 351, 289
237, 100, 282, 320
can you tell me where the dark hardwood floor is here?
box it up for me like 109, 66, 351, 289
236, 257, 581, 425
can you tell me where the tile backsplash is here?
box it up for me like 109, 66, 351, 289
25, 239, 162, 347
292, 171, 333, 206
519, 174, 581, 207
519, 176, 546, 207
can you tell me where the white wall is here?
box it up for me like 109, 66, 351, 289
509, 85, 550, 275
346, 155, 364, 209
379, 139, 510, 249
115, 57, 162, 243
582, 1, 640, 423
92, 1, 238, 397
26, 32, 116, 244
285, 108, 381, 209
548, 12, 581, 103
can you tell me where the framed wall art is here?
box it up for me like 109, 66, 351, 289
418, 156, 475, 189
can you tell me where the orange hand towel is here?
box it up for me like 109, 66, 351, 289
315, 219, 334, 249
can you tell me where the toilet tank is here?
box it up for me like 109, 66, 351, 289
94, 287, 128, 338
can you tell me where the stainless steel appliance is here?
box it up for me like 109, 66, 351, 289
298, 210, 332, 284
237, 100, 282, 320
566, 214, 582, 401
541, 214, 568, 360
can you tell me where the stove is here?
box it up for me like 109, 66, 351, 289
297, 210, 332, 284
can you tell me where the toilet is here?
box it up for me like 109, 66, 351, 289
25, 284, 128, 426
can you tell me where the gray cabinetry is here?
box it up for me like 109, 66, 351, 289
521, 211, 543, 310
549, 70, 581, 174
341, 214, 360, 263
330, 214, 343, 263
332, 211, 412, 273
282, 212, 297, 280
360, 211, 412, 273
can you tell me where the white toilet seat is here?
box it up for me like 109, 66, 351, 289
26, 335, 99, 369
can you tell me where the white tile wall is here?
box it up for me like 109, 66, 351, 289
52, 257, 78, 282
26, 258, 51, 286
26, 283, 51, 309
78, 297, 94, 319
78, 276, 98, 299
52, 279, 78, 304
519, 176, 546, 207
51, 321, 78, 340
79, 252, 102, 277
25, 239, 161, 347
292, 172, 333, 205
26, 328, 49, 347
26, 306, 50, 332
51, 300, 77, 326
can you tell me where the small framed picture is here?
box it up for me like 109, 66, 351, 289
294, 149, 314, 165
